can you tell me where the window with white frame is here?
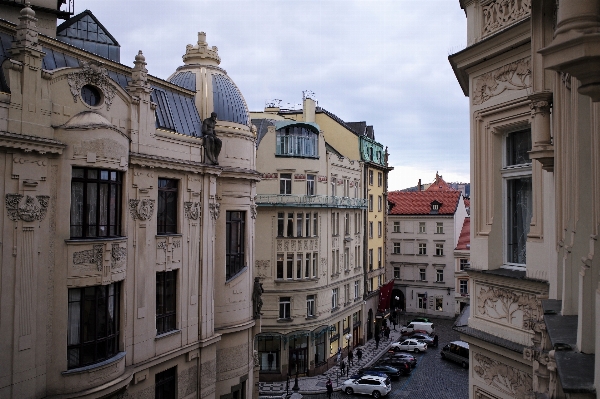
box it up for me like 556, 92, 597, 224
305, 212, 311, 236
297, 213, 303, 237
354, 181, 360, 198
393, 242, 401, 254
368, 278, 374, 292
332, 288, 339, 309
354, 280, 360, 299
394, 266, 400, 279
436, 222, 444, 234
435, 243, 444, 256
419, 268, 426, 281
393, 221, 400, 233
378, 221, 382, 237
277, 212, 284, 237
287, 212, 294, 237
344, 248, 350, 271
307, 174, 316, 196
276, 253, 284, 279
331, 176, 337, 196
276, 126, 318, 157
460, 279, 468, 294
305, 253, 311, 278
436, 268, 443, 282
344, 213, 350, 235
355, 212, 361, 234
418, 294, 426, 309
504, 128, 532, 266
279, 297, 291, 319
460, 258, 468, 270
313, 213, 318, 236
419, 222, 426, 233
312, 252, 318, 277
296, 253, 303, 279
344, 179, 350, 197
435, 297, 443, 311
418, 243, 427, 255
280, 173, 292, 195
378, 274, 384, 287
306, 295, 315, 317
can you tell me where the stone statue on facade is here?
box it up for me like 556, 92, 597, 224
202, 112, 222, 165
252, 277, 264, 319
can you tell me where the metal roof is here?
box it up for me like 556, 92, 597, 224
274, 120, 320, 134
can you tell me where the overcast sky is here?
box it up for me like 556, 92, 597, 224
74, 0, 469, 191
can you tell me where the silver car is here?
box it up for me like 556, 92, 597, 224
341, 375, 392, 398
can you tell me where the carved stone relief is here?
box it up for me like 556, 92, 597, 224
156, 237, 182, 268
473, 58, 531, 105
250, 203, 257, 219
6, 194, 49, 222
111, 243, 126, 269
184, 201, 201, 220
473, 352, 534, 398
129, 199, 155, 221
255, 260, 270, 278
67, 61, 116, 110
482, 0, 531, 37
73, 138, 128, 161
276, 240, 283, 251
73, 244, 104, 271
476, 284, 540, 330
209, 202, 220, 220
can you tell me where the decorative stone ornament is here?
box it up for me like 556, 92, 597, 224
67, 61, 116, 110
209, 202, 220, 220
482, 0, 531, 37
73, 244, 104, 271
184, 201, 200, 220
13, 4, 41, 51
250, 203, 258, 219
5, 194, 49, 222
472, 58, 531, 105
129, 199, 155, 221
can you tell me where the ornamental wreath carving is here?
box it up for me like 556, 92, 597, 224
483, 0, 531, 37
184, 201, 200, 220
250, 203, 258, 219
473, 58, 531, 105
129, 199, 155, 221
208, 202, 220, 220
6, 194, 50, 222
473, 353, 534, 398
476, 285, 540, 330
111, 244, 126, 269
73, 244, 104, 271
67, 61, 116, 110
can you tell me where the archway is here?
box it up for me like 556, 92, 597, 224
391, 289, 405, 311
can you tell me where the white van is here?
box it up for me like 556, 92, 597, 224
441, 341, 469, 368
400, 321, 435, 334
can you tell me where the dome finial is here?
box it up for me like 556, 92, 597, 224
182, 31, 221, 66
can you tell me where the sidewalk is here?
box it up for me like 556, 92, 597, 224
258, 327, 405, 397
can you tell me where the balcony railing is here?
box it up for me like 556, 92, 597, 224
255, 194, 367, 208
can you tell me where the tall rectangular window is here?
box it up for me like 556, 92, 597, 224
305, 253, 311, 278
435, 243, 444, 256
393, 221, 400, 233
332, 288, 339, 309
331, 176, 337, 196
156, 270, 177, 335
297, 213, 303, 237
279, 297, 291, 319
226, 211, 245, 280
378, 221, 382, 237
287, 213, 294, 237
296, 254, 303, 279
393, 242, 401, 254
436, 222, 444, 234
70, 168, 122, 238
312, 252, 318, 277
419, 222, 426, 233
368, 249, 373, 271
378, 196, 382, 212
354, 280, 359, 299
287, 254, 294, 279
155, 367, 176, 399
368, 170, 373, 185
344, 213, 350, 235
419, 268, 426, 281
277, 253, 284, 279
280, 173, 292, 195
460, 279, 468, 294
377, 247, 382, 268
313, 213, 318, 236
460, 258, 468, 270
505, 129, 532, 265
305, 213, 311, 236
369, 222, 373, 238
418, 294, 426, 309
343, 179, 350, 197
418, 243, 427, 255
355, 212, 361, 233
378, 172, 382, 187
307, 174, 315, 195
307, 295, 315, 317
394, 267, 400, 279
344, 284, 350, 304
157, 178, 178, 234
436, 269, 444, 282
277, 212, 284, 237
67, 283, 120, 369
369, 195, 373, 212
344, 248, 350, 271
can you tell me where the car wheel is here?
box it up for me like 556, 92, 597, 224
413, 348, 420, 353
372, 390, 381, 399
462, 361, 467, 369
345, 388, 354, 395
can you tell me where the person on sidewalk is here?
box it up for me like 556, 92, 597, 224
326, 378, 333, 399
433, 334, 439, 348
336, 347, 341, 364
340, 359, 346, 376
348, 349, 354, 366
375, 333, 380, 349
384, 326, 390, 340
357, 347, 363, 363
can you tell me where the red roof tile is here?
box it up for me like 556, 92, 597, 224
455, 218, 470, 250
464, 199, 470, 208
388, 190, 461, 215
425, 173, 456, 192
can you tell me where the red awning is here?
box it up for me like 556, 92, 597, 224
377, 280, 394, 313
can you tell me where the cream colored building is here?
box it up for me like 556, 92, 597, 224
251, 96, 366, 380
0, 3, 258, 398
450, 0, 600, 397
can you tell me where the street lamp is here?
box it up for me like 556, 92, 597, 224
345, 333, 352, 374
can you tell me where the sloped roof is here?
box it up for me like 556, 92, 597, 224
455, 217, 470, 250
388, 190, 461, 215
425, 172, 457, 192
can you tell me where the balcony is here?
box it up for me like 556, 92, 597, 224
256, 194, 367, 209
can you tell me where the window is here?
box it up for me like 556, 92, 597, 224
276, 126, 318, 157
156, 270, 176, 335
418, 222, 426, 234
355, 212, 361, 233
332, 288, 339, 309
436, 222, 444, 234
355, 246, 361, 268
418, 294, 426, 309
331, 176, 337, 196
378, 196, 382, 212
305, 213, 311, 237
155, 367, 176, 399
378, 274, 384, 287
344, 248, 350, 271
226, 211, 245, 280
369, 222, 373, 238
70, 167, 122, 238
418, 243, 427, 255
393, 221, 400, 233
344, 213, 350, 235
344, 284, 350, 304
436, 269, 444, 282
378, 172, 383, 187
435, 243, 444, 256
377, 247, 382, 268
279, 297, 291, 319
354, 280, 360, 299
419, 268, 426, 281
504, 129, 532, 265
287, 213, 294, 237
393, 242, 401, 254
368, 278, 374, 292
307, 295, 315, 317
368, 170, 373, 185
277, 212, 284, 237
296, 254, 303, 279
157, 179, 178, 234
343, 179, 350, 197
435, 297, 443, 311
378, 221, 382, 237
459, 279, 468, 294
287, 254, 294, 279
313, 213, 318, 236
305, 253, 311, 278
369, 195, 373, 212
331, 212, 339, 236
312, 253, 318, 277
368, 249, 373, 271
307, 174, 315, 195
354, 181, 360, 198
280, 173, 292, 195
67, 283, 120, 369
394, 267, 400, 279
277, 253, 284, 279
297, 213, 303, 237
460, 258, 468, 270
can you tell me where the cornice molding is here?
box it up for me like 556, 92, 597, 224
129, 152, 219, 175
0, 130, 65, 154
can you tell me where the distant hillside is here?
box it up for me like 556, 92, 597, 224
400, 182, 470, 197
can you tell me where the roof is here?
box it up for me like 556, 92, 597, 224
388, 190, 462, 215
274, 120, 320, 134
455, 217, 470, 250
425, 172, 457, 192
251, 118, 276, 145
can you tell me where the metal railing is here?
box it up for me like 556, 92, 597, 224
255, 194, 367, 208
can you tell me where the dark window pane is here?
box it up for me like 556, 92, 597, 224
226, 211, 246, 280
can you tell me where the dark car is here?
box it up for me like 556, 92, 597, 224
375, 358, 412, 375
411, 333, 435, 346
411, 317, 431, 323
400, 329, 431, 337
382, 353, 418, 368
359, 365, 403, 379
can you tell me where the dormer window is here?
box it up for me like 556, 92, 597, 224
275, 124, 319, 158
430, 200, 442, 214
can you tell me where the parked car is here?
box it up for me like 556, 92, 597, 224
341, 375, 392, 398
358, 365, 403, 380
400, 322, 435, 334
411, 317, 431, 323
391, 339, 428, 353
382, 352, 418, 368
350, 370, 387, 380
400, 329, 431, 337
375, 357, 412, 375
441, 341, 469, 368
410, 333, 435, 346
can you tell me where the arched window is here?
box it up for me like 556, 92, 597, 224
276, 126, 318, 158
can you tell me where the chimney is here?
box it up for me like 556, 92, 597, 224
418, 179, 422, 191
303, 97, 316, 123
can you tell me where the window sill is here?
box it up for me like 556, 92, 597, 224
277, 318, 293, 323
65, 236, 126, 243
305, 315, 318, 320
275, 277, 319, 283
155, 329, 181, 340
156, 233, 182, 238
433, 254, 444, 257
62, 352, 126, 375
433, 281, 445, 284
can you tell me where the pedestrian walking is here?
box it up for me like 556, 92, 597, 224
326, 378, 333, 399
433, 334, 439, 348
384, 326, 390, 340
336, 347, 341, 363
348, 349, 354, 366
356, 347, 363, 363
375, 333, 380, 349
340, 359, 346, 376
